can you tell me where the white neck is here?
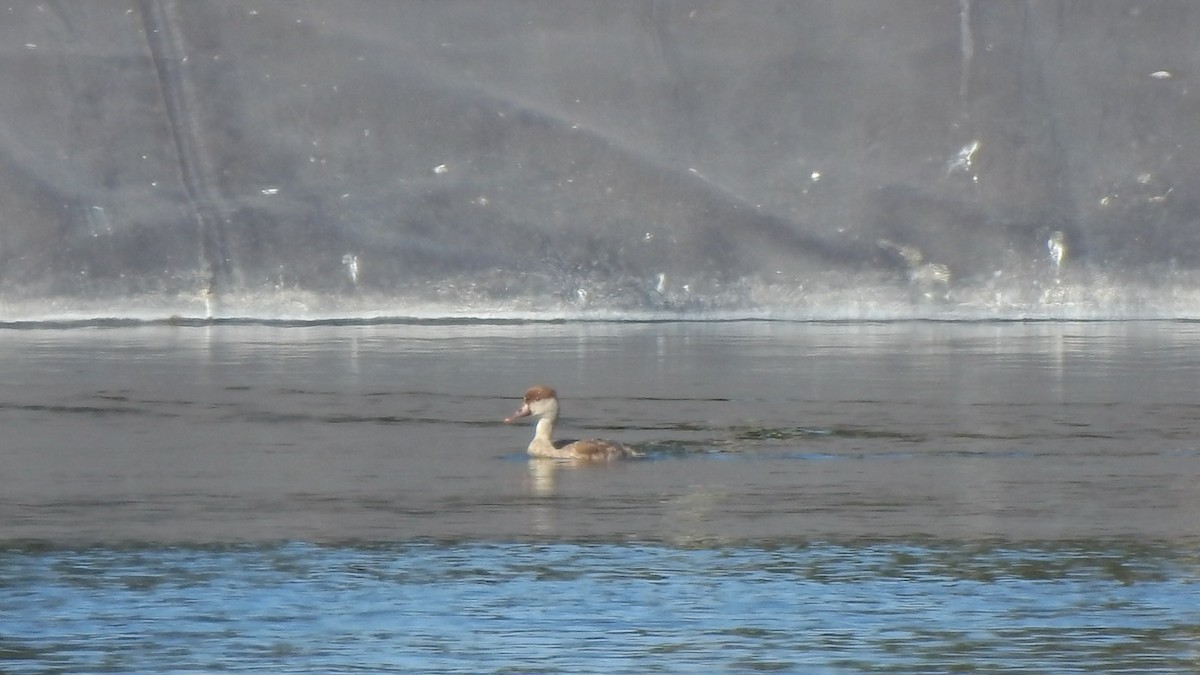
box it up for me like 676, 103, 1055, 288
534, 414, 556, 443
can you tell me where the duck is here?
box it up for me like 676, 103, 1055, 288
504, 385, 638, 461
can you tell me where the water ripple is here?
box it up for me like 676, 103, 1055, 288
2, 541, 1198, 673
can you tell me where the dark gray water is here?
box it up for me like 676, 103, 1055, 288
3, 321, 1200, 672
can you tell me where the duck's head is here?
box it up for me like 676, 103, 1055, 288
504, 384, 559, 423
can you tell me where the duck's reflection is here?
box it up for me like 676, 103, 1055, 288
527, 458, 556, 497
525, 457, 616, 535
526, 459, 561, 535
526, 457, 585, 497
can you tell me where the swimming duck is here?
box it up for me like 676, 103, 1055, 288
504, 385, 637, 461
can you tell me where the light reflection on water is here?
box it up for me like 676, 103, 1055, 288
3, 541, 1198, 673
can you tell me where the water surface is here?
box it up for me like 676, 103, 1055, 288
2, 320, 1199, 672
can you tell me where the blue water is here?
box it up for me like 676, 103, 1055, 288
3, 541, 1198, 673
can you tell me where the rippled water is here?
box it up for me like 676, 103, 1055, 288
2, 320, 1199, 672
4, 541, 1199, 673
